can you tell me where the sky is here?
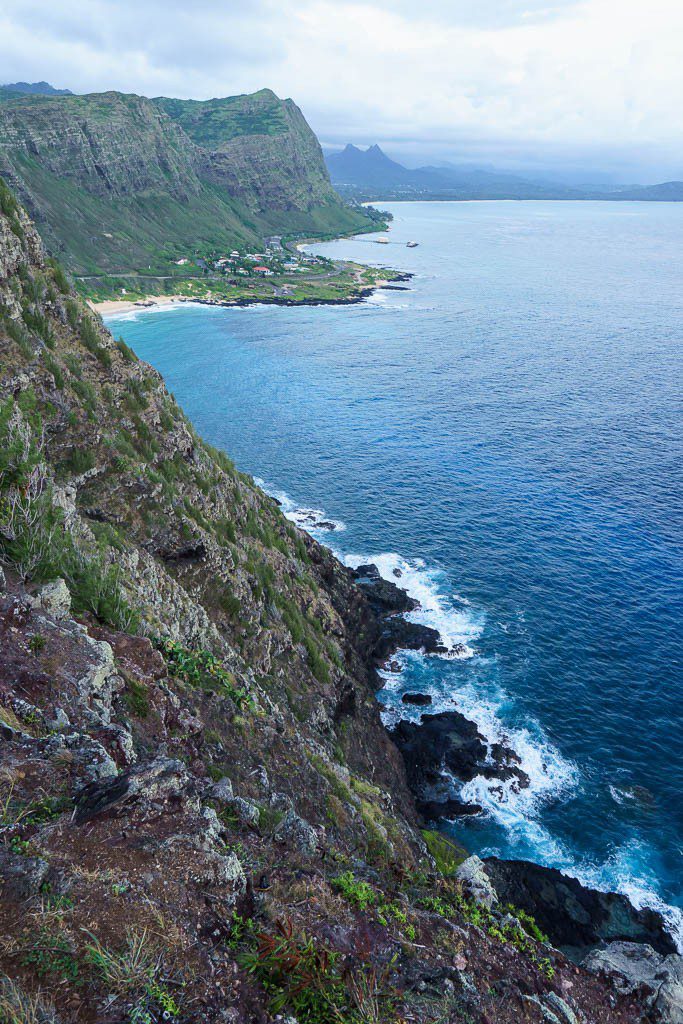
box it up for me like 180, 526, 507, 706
2, 0, 682, 183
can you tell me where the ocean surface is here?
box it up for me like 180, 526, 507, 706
108, 200, 683, 945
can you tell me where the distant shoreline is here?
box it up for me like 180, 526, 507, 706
93, 275, 412, 318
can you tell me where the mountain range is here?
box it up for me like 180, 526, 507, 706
0, 86, 374, 276
326, 143, 683, 202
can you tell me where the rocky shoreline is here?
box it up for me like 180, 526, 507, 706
348, 560, 682, 971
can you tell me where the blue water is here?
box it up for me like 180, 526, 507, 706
108, 201, 683, 942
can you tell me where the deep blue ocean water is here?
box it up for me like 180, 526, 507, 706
108, 201, 683, 943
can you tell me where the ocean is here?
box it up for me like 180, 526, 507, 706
107, 199, 683, 945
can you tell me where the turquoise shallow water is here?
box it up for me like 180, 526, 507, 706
109, 200, 683, 943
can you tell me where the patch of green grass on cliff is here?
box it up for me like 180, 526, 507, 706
420, 830, 468, 876
0, 394, 139, 631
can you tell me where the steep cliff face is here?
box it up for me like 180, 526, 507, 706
0, 92, 201, 202
0, 185, 668, 1024
157, 90, 341, 215
0, 89, 373, 275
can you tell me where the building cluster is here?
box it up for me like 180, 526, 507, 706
174, 246, 324, 279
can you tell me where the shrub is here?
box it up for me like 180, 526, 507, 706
116, 337, 137, 362
123, 677, 150, 718
2, 314, 33, 359
0, 398, 138, 631
57, 448, 95, 478
242, 920, 396, 1024
155, 638, 252, 708
47, 257, 70, 295
79, 315, 111, 367
331, 871, 377, 910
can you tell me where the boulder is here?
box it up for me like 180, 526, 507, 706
418, 797, 483, 819
456, 855, 499, 909
273, 809, 320, 856
0, 848, 49, 900
29, 578, 71, 619
402, 692, 432, 706
210, 776, 234, 804
353, 563, 381, 579
231, 797, 260, 828
74, 757, 199, 824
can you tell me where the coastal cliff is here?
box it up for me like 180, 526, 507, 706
0, 89, 373, 276
0, 180, 679, 1023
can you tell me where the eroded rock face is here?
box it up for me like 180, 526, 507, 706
483, 859, 677, 959
74, 757, 200, 824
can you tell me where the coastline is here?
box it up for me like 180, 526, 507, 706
106, 212, 683, 953
256, 478, 683, 954
90, 273, 412, 317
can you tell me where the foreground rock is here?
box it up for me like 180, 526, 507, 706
583, 942, 683, 1023
483, 858, 677, 959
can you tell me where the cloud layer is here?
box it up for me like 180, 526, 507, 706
1, 0, 681, 179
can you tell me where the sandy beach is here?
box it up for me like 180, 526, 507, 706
88, 295, 188, 316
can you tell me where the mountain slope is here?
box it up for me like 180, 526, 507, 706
0, 90, 373, 276
0, 180, 672, 1022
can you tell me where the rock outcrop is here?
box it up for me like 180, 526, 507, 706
482, 858, 677, 959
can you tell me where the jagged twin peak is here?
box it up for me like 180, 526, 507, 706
0, 87, 371, 274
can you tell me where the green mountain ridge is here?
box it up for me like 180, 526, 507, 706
0, 88, 373, 276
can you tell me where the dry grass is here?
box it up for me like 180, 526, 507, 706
0, 975, 57, 1024
84, 927, 161, 995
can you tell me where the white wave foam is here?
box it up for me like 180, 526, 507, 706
253, 478, 346, 535
104, 301, 208, 323
252, 478, 682, 951
344, 551, 479, 657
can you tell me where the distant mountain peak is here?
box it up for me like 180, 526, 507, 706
1, 81, 72, 96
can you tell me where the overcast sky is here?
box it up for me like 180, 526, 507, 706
2, 0, 682, 182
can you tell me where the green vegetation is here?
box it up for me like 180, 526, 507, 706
419, 883, 554, 979
155, 637, 253, 708
123, 677, 150, 718
0, 90, 377, 280
156, 90, 289, 146
85, 929, 181, 1020
332, 871, 377, 910
420, 829, 467, 876
241, 919, 395, 1024
0, 395, 138, 631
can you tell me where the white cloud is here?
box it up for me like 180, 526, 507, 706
1, 0, 681, 177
